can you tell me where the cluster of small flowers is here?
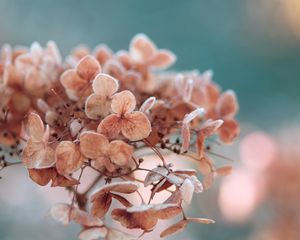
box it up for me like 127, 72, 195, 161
0, 34, 239, 239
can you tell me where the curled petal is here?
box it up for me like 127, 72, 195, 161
92, 73, 119, 96
183, 108, 205, 123
153, 204, 182, 220
97, 114, 122, 139
160, 220, 187, 238
79, 131, 109, 159
149, 49, 176, 69
78, 227, 108, 240
187, 217, 215, 224
139, 96, 156, 113
129, 33, 157, 63
200, 119, 224, 137
216, 90, 239, 119
60, 69, 87, 91
91, 192, 113, 218
55, 141, 84, 175
179, 178, 195, 204
108, 140, 133, 166
25, 112, 45, 141
76, 55, 101, 80
181, 122, 190, 153
85, 94, 111, 119
122, 111, 151, 141
111, 90, 136, 115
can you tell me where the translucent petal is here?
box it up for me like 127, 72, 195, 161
92, 73, 118, 96
97, 114, 122, 139
149, 49, 176, 69
85, 94, 111, 119
76, 55, 101, 80
111, 90, 136, 115
121, 111, 151, 141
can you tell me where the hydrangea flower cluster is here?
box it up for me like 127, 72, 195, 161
0, 34, 239, 239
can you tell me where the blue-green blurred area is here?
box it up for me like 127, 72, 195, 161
0, 0, 299, 239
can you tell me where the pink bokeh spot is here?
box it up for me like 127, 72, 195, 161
240, 131, 277, 172
218, 168, 263, 223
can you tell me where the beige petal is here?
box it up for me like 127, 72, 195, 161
106, 228, 136, 240
60, 69, 87, 91
108, 140, 133, 166
22, 140, 55, 169
25, 112, 45, 141
92, 73, 119, 96
216, 90, 239, 119
79, 131, 109, 159
85, 94, 111, 119
91, 192, 113, 218
49, 203, 70, 225
179, 178, 195, 204
55, 141, 84, 175
200, 119, 224, 137
187, 217, 215, 224
144, 166, 168, 187
139, 96, 156, 113
97, 114, 122, 139
76, 55, 101, 80
78, 227, 108, 240
129, 34, 157, 63
71, 208, 103, 227
111, 90, 136, 115
122, 111, 151, 141
181, 122, 190, 153
148, 50, 176, 69
160, 220, 188, 238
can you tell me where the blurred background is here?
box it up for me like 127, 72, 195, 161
0, 0, 300, 239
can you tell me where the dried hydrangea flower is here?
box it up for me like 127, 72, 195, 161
85, 73, 119, 119
97, 90, 151, 141
60, 55, 101, 100
0, 34, 240, 240
80, 131, 133, 172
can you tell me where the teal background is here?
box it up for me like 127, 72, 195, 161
0, 0, 299, 239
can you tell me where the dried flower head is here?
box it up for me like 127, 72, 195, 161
0, 33, 240, 239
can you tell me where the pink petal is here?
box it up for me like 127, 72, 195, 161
60, 69, 87, 91
97, 114, 122, 139
108, 140, 133, 166
129, 33, 157, 63
25, 113, 45, 141
92, 73, 119, 96
93, 44, 113, 65
79, 131, 109, 159
122, 111, 151, 141
76, 55, 101, 81
148, 49, 176, 69
181, 122, 190, 153
111, 90, 136, 115
216, 90, 239, 119
55, 141, 84, 175
78, 227, 108, 240
85, 94, 111, 119
103, 59, 125, 80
